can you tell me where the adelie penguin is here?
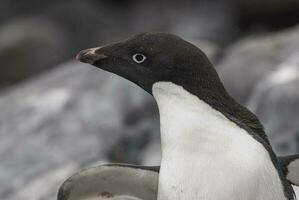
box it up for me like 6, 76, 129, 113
58, 33, 299, 200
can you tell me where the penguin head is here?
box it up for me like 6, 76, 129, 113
76, 32, 267, 149
76, 32, 221, 95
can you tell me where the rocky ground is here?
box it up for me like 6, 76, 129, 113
1, 0, 299, 199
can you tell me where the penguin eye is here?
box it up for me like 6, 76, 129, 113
132, 53, 146, 63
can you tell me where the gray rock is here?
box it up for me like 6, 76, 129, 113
0, 61, 158, 200
247, 53, 299, 154
237, 0, 299, 31
217, 25, 299, 154
130, 0, 238, 45
0, 17, 68, 88
44, 0, 131, 48
141, 137, 161, 166
218, 25, 299, 104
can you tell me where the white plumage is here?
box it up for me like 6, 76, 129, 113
153, 82, 286, 200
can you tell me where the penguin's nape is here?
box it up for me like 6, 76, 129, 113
57, 164, 159, 200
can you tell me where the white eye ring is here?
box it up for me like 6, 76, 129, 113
132, 53, 146, 63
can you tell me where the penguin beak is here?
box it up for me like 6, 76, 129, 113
76, 47, 107, 64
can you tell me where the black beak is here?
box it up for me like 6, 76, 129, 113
76, 47, 107, 64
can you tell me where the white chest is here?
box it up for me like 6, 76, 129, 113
152, 82, 286, 200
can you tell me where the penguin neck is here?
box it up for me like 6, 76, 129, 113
171, 67, 266, 142
152, 81, 263, 150
152, 81, 238, 151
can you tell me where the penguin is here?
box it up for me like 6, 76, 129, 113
59, 32, 299, 200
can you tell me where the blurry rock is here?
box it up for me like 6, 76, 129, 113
247, 53, 299, 154
218, 25, 299, 104
0, 61, 158, 200
190, 40, 220, 60
141, 137, 161, 166
130, 0, 239, 45
45, 0, 131, 49
217, 25, 299, 154
238, 0, 299, 31
0, 17, 68, 88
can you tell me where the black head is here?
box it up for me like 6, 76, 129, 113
76, 32, 225, 95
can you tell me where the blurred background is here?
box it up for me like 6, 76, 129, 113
1, 0, 299, 199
